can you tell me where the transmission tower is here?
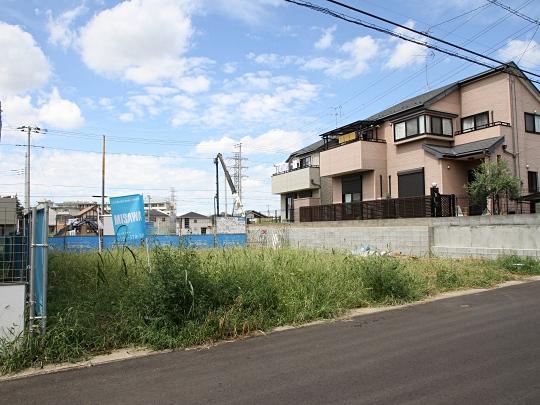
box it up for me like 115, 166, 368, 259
228, 143, 248, 203
169, 187, 177, 234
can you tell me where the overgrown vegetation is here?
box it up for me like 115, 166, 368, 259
1, 248, 538, 374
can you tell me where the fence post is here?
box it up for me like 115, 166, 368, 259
28, 207, 36, 334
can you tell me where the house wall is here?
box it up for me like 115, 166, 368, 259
512, 76, 540, 193
178, 217, 212, 235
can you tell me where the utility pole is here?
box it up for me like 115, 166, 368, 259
100, 135, 106, 252
169, 187, 176, 234
18, 126, 44, 212
147, 195, 151, 222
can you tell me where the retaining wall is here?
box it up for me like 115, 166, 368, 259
248, 214, 540, 259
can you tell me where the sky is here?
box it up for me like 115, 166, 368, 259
0, 0, 539, 216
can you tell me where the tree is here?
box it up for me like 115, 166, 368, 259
466, 160, 521, 215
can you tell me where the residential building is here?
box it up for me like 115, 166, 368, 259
0, 197, 17, 236
147, 209, 172, 235
271, 140, 335, 222
177, 212, 212, 235
273, 62, 540, 220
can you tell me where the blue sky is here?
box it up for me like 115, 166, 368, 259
0, 0, 539, 215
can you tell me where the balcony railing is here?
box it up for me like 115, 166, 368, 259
273, 164, 319, 176
454, 121, 510, 136
325, 135, 386, 151
299, 195, 457, 222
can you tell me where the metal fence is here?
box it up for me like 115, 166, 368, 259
0, 207, 29, 283
454, 194, 536, 216
299, 195, 456, 222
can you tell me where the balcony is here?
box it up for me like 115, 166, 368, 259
453, 121, 511, 145
271, 165, 320, 194
320, 139, 386, 177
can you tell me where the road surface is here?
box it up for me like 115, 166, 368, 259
2, 281, 540, 404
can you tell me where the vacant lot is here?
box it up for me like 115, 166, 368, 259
1, 247, 539, 374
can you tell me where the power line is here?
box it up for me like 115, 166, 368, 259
321, 0, 540, 80
285, 0, 540, 86
486, 0, 540, 25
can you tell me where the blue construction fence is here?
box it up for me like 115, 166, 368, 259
48, 234, 247, 253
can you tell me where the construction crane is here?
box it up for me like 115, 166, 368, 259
215, 153, 244, 216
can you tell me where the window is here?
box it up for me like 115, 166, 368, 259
525, 112, 540, 134
298, 190, 313, 198
194, 219, 198, 223
398, 168, 425, 198
184, 218, 190, 228
201, 227, 207, 235
528, 171, 538, 193
342, 174, 362, 203
395, 122, 406, 140
299, 156, 311, 168
461, 111, 489, 132
394, 115, 452, 141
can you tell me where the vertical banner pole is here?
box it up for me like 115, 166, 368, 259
42, 203, 49, 333
28, 207, 36, 334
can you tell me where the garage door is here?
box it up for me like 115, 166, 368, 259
398, 168, 425, 198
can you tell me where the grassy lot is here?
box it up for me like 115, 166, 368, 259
1, 247, 539, 374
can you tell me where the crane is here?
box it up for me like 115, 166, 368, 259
215, 153, 244, 216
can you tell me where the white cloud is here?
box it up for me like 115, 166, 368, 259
303, 35, 378, 78
118, 112, 134, 122
0, 22, 50, 95
38, 87, 85, 129
2, 88, 84, 129
173, 75, 211, 93
78, 0, 209, 86
498, 40, 540, 69
315, 25, 336, 50
0, 149, 214, 212
98, 97, 114, 110
247, 52, 304, 68
47, 3, 86, 49
385, 20, 428, 69
195, 129, 310, 155
222, 62, 237, 74
209, 0, 282, 24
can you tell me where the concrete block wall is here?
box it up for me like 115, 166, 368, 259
248, 214, 540, 259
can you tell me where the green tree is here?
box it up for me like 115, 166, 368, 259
466, 160, 521, 215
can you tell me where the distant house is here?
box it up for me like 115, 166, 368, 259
245, 210, 271, 224
177, 212, 211, 235
146, 209, 172, 235
0, 197, 17, 236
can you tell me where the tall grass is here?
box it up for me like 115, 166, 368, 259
1, 247, 537, 374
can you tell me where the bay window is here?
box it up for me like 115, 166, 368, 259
394, 114, 453, 141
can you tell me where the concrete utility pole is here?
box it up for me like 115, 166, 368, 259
100, 135, 106, 251
18, 126, 44, 212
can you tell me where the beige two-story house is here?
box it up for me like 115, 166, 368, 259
273, 62, 540, 221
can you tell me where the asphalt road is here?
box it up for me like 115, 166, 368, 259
2, 281, 540, 405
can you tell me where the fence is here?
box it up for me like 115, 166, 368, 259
0, 205, 29, 283
48, 234, 247, 252
299, 195, 456, 222
455, 194, 536, 216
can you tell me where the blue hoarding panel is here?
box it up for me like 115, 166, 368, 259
110, 194, 146, 241
48, 234, 246, 252
34, 207, 46, 316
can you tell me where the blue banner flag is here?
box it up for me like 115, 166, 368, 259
110, 194, 146, 241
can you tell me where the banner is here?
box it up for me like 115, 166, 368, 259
216, 216, 246, 234
110, 194, 146, 241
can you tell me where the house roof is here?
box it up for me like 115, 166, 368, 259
320, 62, 539, 138
423, 136, 505, 159
77, 204, 98, 217
285, 138, 338, 162
148, 209, 168, 217
177, 211, 209, 219
245, 209, 269, 218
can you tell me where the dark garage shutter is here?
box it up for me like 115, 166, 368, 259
398, 168, 425, 198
